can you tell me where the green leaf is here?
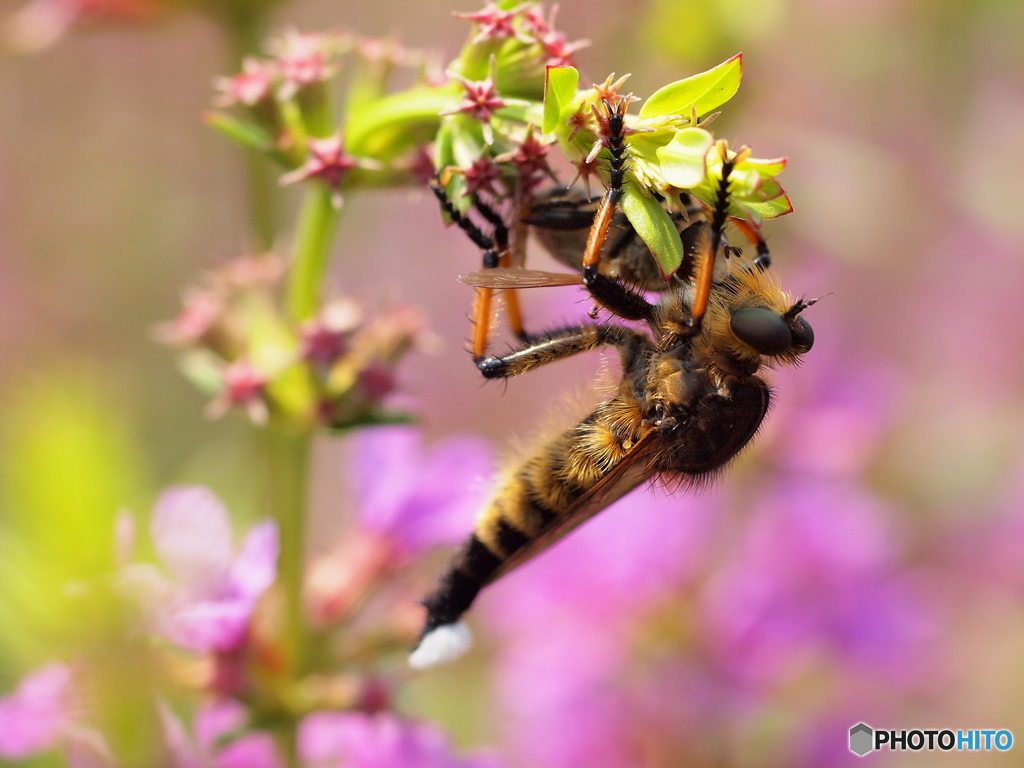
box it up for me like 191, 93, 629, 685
179, 349, 225, 394
655, 128, 713, 188
743, 156, 787, 176
743, 193, 794, 219
620, 189, 683, 278
204, 112, 274, 153
639, 53, 742, 121
344, 85, 454, 159
543, 66, 580, 134
434, 121, 456, 173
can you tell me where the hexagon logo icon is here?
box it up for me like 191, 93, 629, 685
849, 723, 874, 757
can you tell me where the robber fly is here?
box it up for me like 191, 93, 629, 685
411, 98, 814, 668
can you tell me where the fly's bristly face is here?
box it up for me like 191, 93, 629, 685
667, 251, 815, 376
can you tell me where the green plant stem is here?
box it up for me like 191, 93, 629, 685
246, 152, 281, 251
287, 184, 341, 322
267, 427, 309, 667
220, 4, 281, 250
266, 426, 310, 768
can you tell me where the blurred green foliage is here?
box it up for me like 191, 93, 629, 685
0, 369, 150, 669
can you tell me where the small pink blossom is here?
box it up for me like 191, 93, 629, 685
355, 36, 408, 67
566, 153, 601, 200
563, 102, 591, 143
213, 254, 286, 290
206, 359, 269, 424
494, 127, 554, 190
300, 299, 363, 368
405, 144, 438, 186
214, 57, 275, 108
590, 72, 633, 103
156, 289, 224, 347
441, 57, 527, 143
354, 363, 395, 401
457, 156, 502, 197
454, 2, 527, 45
535, 27, 588, 68
6, 0, 157, 52
442, 69, 508, 124
268, 29, 346, 100
280, 135, 380, 208
519, 5, 588, 66
120, 486, 279, 654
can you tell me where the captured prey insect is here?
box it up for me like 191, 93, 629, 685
410, 98, 815, 668
435, 169, 773, 362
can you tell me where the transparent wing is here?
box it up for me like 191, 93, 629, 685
458, 268, 584, 289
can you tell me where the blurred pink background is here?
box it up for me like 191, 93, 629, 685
2, 0, 1024, 766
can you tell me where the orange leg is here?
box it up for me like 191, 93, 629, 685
470, 287, 494, 361
582, 192, 615, 270
498, 248, 528, 342
728, 215, 769, 259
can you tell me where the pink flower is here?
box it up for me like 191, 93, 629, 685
280, 135, 380, 208
156, 289, 224, 347
307, 427, 492, 626
347, 426, 493, 557
0, 664, 77, 758
206, 359, 269, 424
699, 476, 935, 686
267, 29, 346, 100
0, 663, 114, 766
486, 485, 715, 635
442, 69, 508, 125
120, 486, 279, 654
300, 711, 502, 768
214, 56, 276, 108
160, 706, 503, 768
6, 0, 157, 52
454, 2, 525, 45
456, 156, 502, 197
493, 127, 553, 190
160, 700, 278, 768
519, 4, 588, 66
300, 299, 363, 368
485, 488, 716, 768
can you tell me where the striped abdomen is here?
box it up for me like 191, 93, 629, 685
418, 396, 649, 639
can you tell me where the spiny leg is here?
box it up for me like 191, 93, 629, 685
476, 323, 647, 379
430, 179, 523, 357
462, 190, 533, 343
430, 179, 500, 264
468, 193, 509, 254
689, 145, 738, 332
580, 98, 657, 323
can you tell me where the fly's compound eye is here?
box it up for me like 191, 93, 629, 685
789, 315, 814, 353
729, 306, 792, 356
